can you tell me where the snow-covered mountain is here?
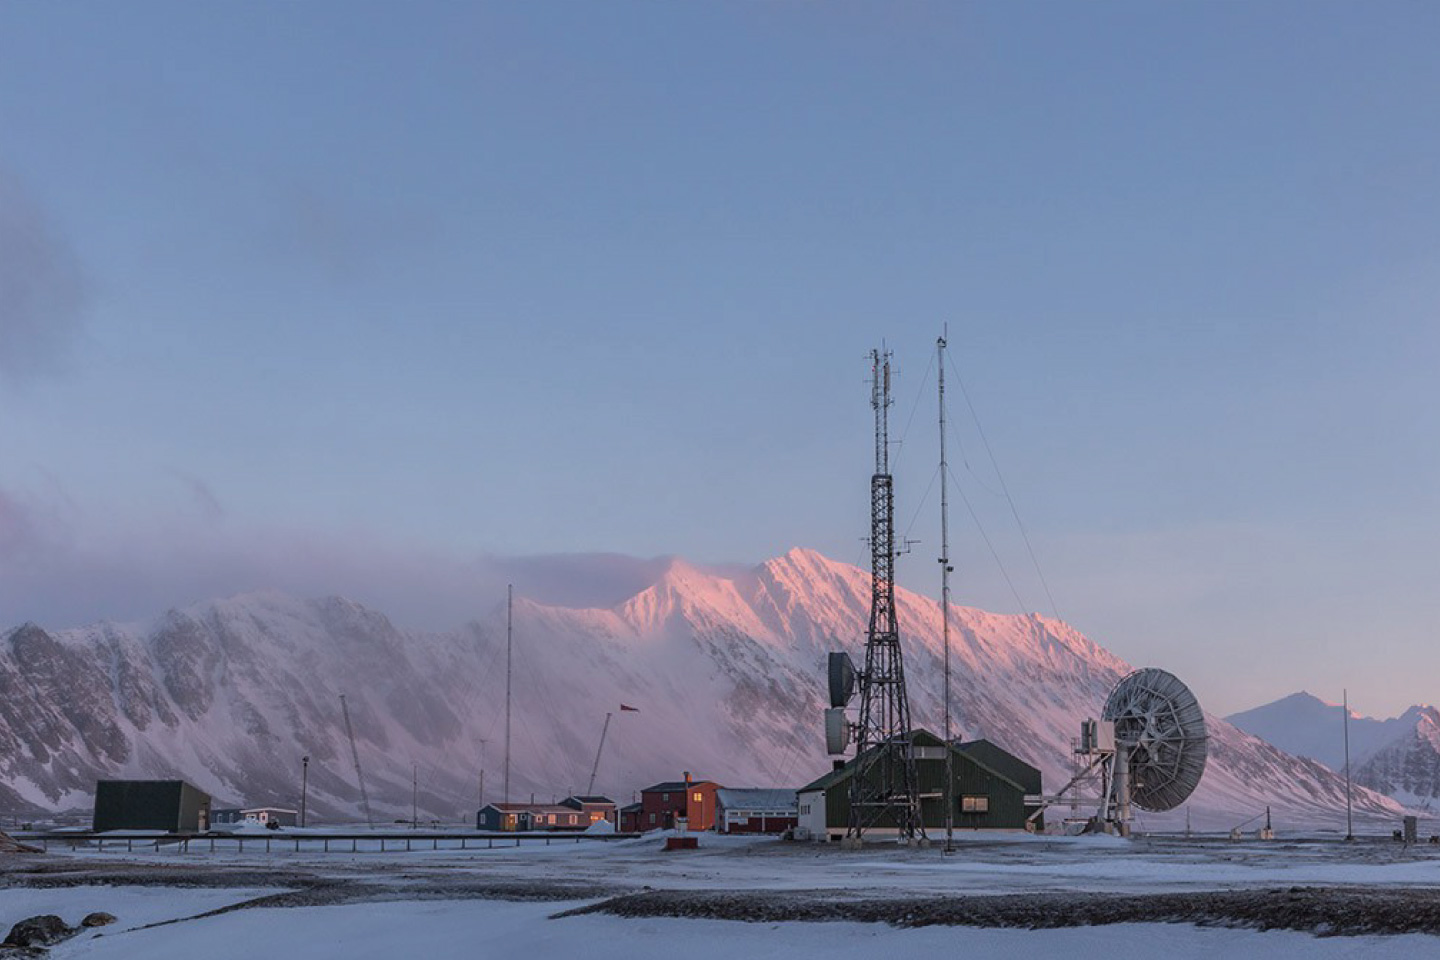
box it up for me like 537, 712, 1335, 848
1225, 692, 1407, 772
0, 548, 1403, 829
1227, 693, 1440, 809
1354, 710, 1440, 810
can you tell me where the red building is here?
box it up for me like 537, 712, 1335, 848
637, 773, 719, 831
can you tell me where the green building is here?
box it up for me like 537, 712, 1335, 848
92, 780, 213, 834
796, 729, 1042, 841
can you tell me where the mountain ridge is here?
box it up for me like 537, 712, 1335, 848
1227, 692, 1440, 809
0, 547, 1406, 830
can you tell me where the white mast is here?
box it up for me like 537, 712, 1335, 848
505, 584, 513, 805
938, 331, 955, 854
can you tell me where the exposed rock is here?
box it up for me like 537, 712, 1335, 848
1, 915, 75, 949
80, 912, 116, 928
0, 830, 41, 854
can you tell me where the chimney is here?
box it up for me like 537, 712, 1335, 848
684, 771, 691, 787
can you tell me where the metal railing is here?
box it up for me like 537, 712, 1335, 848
15, 830, 642, 855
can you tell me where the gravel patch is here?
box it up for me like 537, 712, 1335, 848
555, 885, 1440, 937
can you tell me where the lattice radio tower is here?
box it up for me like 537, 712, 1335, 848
846, 348, 926, 844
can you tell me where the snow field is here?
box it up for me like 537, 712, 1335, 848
38, 896, 1435, 960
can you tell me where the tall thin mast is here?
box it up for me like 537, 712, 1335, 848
587, 712, 613, 796
939, 332, 955, 853
1344, 688, 1354, 841
505, 584, 513, 805
339, 694, 374, 829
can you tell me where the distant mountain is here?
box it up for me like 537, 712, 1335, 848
1353, 708, 1440, 810
1227, 693, 1440, 809
0, 548, 1403, 829
1226, 692, 1406, 772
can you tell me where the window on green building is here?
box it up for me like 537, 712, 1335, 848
961, 795, 989, 814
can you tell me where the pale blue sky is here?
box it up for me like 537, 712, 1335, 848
2, 2, 1438, 716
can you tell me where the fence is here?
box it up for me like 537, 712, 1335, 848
15, 831, 642, 855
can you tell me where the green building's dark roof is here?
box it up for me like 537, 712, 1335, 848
799, 729, 1028, 795
955, 739, 1042, 794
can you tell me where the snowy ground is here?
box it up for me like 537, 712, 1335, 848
5, 832, 1440, 957
43, 898, 1440, 960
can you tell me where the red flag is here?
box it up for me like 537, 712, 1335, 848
620, 704, 640, 712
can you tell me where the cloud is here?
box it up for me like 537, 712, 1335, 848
0, 482, 681, 633
172, 471, 226, 522
263, 180, 441, 284
0, 169, 89, 385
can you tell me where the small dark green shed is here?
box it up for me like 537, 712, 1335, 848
92, 780, 213, 833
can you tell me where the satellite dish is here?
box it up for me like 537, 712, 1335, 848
824, 707, 850, 755
828, 652, 856, 708
1102, 667, 1208, 812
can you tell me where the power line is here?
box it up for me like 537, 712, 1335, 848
945, 352, 1061, 621
902, 463, 941, 542
947, 463, 1028, 614
889, 349, 937, 478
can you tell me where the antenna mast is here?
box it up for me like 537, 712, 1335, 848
1344, 688, 1354, 841
938, 331, 955, 853
587, 712, 613, 796
339, 694, 374, 829
505, 584, 513, 805
846, 348, 926, 846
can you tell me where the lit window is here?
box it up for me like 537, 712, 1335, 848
693, 792, 703, 803
961, 795, 989, 814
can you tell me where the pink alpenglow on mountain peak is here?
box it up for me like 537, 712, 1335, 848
0, 548, 1405, 829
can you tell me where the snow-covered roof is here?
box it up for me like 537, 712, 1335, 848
641, 780, 712, 793
715, 789, 797, 812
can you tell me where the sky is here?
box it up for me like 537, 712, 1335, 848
1, 1, 1439, 718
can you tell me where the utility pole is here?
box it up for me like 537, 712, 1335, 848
478, 738, 488, 814
300, 755, 310, 829
1344, 688, 1354, 841
505, 584, 513, 805
938, 332, 955, 854
412, 762, 418, 830
846, 348, 926, 847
